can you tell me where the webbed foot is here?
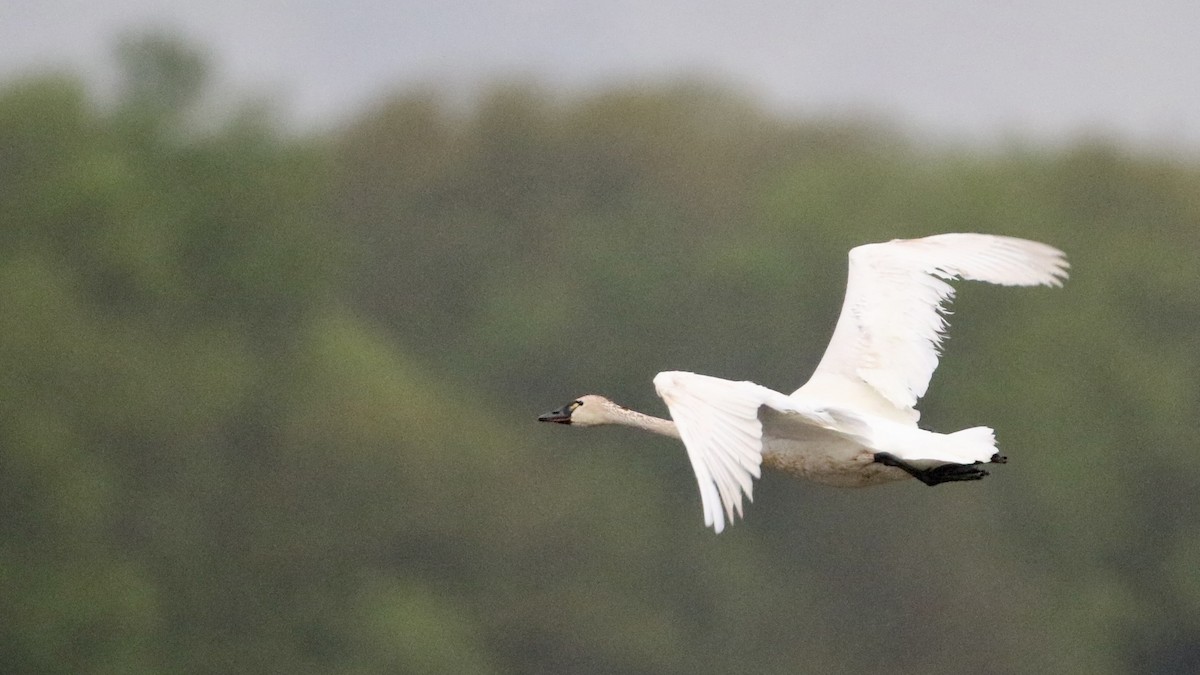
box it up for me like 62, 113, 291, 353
874, 452, 991, 486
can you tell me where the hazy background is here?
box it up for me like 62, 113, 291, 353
4, 0, 1200, 145
2, 4, 1199, 675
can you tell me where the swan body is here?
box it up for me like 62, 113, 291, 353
539, 233, 1069, 532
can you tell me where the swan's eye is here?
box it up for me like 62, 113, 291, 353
569, 400, 582, 411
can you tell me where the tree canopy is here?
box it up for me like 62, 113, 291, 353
2, 36, 1199, 674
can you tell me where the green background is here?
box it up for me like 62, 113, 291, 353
3, 36, 1198, 673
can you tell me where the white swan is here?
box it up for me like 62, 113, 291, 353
539, 233, 1069, 532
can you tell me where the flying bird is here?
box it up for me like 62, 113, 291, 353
538, 233, 1068, 532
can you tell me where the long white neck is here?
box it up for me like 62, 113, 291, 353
604, 403, 680, 439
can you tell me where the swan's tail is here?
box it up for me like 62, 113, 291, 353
826, 409, 1002, 466
881, 424, 999, 466
940, 426, 999, 465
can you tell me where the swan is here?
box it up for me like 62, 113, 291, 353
538, 233, 1069, 532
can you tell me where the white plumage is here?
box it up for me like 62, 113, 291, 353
805, 233, 1070, 417
540, 233, 1069, 532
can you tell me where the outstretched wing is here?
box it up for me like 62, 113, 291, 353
804, 233, 1069, 416
653, 370, 833, 533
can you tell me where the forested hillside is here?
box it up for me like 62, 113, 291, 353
3, 38, 1198, 674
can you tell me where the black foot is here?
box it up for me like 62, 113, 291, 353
874, 452, 991, 486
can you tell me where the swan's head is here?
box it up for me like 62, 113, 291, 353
537, 395, 616, 427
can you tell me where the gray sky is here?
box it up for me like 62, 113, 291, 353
3, 0, 1198, 147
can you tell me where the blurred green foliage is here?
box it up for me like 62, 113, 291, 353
2, 36, 1199, 674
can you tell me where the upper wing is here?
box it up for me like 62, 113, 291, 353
804, 234, 1069, 416
653, 370, 833, 533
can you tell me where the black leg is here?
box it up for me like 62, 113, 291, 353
874, 452, 990, 486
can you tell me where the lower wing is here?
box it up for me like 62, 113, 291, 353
653, 370, 834, 533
